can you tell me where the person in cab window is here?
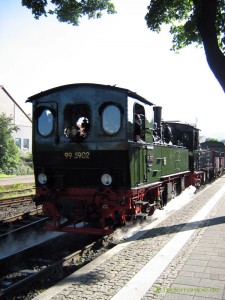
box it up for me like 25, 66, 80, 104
153, 122, 160, 142
164, 124, 173, 144
76, 118, 90, 141
80, 118, 90, 138
134, 113, 145, 143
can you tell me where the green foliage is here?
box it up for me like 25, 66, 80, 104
5, 153, 34, 176
20, 152, 33, 163
22, 0, 116, 25
0, 183, 35, 200
0, 114, 33, 175
206, 138, 219, 142
145, 0, 225, 53
12, 183, 25, 189
0, 113, 20, 173
21, 0, 224, 52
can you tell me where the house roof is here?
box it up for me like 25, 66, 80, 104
0, 85, 32, 123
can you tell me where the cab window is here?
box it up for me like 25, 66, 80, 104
134, 103, 145, 142
102, 105, 121, 135
64, 104, 90, 141
38, 109, 54, 136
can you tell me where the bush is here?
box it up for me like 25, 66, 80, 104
4, 152, 34, 176
20, 152, 33, 163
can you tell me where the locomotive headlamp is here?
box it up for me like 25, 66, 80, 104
38, 173, 47, 185
101, 174, 112, 186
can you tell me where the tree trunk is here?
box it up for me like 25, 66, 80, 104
195, 0, 225, 92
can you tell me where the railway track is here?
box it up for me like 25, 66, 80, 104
0, 194, 113, 298
0, 193, 41, 222
0, 210, 48, 239
0, 194, 46, 239
0, 231, 114, 299
0, 187, 35, 198
0, 195, 33, 208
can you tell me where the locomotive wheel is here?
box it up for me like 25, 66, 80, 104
124, 214, 134, 225
148, 205, 156, 216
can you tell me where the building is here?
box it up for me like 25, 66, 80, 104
0, 85, 32, 153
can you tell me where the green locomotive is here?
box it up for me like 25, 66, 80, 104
28, 83, 208, 235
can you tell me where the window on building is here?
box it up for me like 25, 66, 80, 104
15, 138, 21, 149
23, 139, 29, 149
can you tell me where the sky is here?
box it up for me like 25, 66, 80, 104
0, 0, 224, 140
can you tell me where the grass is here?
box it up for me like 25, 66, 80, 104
0, 183, 35, 200
0, 174, 15, 178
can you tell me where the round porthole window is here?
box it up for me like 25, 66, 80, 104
38, 109, 54, 136
102, 105, 121, 135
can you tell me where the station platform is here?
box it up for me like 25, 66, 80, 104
34, 176, 225, 300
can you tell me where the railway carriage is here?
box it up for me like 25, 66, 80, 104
200, 141, 225, 178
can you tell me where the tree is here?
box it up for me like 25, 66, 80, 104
145, 0, 225, 93
21, 0, 116, 25
22, 0, 225, 92
0, 113, 20, 173
206, 138, 219, 141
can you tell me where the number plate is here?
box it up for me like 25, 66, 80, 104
63, 151, 91, 159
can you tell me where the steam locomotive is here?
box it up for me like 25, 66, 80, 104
27, 83, 224, 235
